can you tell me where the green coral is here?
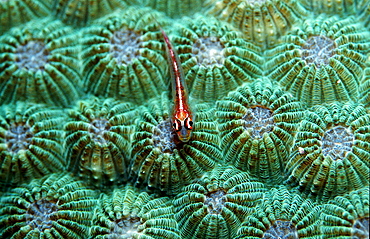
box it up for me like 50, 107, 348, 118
321, 187, 369, 238
171, 14, 263, 102
235, 186, 322, 238
286, 102, 370, 201
359, 67, 370, 109
205, 0, 308, 48
53, 0, 130, 27
129, 92, 221, 195
298, 0, 360, 15
265, 14, 370, 107
0, 103, 65, 184
140, 0, 203, 18
0, 173, 97, 238
0, 0, 51, 34
0, 18, 82, 107
90, 185, 181, 238
65, 97, 136, 186
358, 0, 370, 30
174, 166, 266, 239
80, 7, 168, 105
216, 78, 304, 185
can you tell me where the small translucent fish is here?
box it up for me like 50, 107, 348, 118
158, 23, 194, 142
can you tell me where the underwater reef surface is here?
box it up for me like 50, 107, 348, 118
0, 0, 369, 238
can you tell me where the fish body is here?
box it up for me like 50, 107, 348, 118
159, 26, 194, 142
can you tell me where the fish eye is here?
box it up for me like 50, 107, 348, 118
172, 119, 181, 132
184, 117, 193, 130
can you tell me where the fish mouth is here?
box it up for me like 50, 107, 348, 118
178, 134, 191, 142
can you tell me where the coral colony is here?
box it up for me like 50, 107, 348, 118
0, 0, 369, 238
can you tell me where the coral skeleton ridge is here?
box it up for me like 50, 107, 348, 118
0, 103, 65, 184
0, 1, 369, 239
266, 14, 370, 107
172, 14, 263, 102
216, 78, 304, 185
0, 173, 97, 238
65, 97, 137, 186
90, 185, 181, 238
286, 102, 370, 201
81, 7, 169, 105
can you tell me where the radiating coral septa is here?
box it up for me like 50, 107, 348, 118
217, 78, 304, 186
81, 7, 169, 105
65, 97, 137, 187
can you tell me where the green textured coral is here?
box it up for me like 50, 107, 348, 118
90, 185, 181, 238
129, 92, 221, 195
286, 102, 370, 201
80, 7, 169, 105
205, 0, 308, 48
140, 0, 203, 18
235, 186, 322, 238
359, 67, 370, 109
0, 103, 65, 184
0, 18, 82, 107
174, 166, 266, 239
171, 14, 263, 102
216, 78, 304, 185
265, 14, 370, 107
0, 0, 51, 34
53, 0, 130, 27
321, 187, 369, 238
65, 97, 136, 186
298, 0, 361, 15
0, 173, 97, 238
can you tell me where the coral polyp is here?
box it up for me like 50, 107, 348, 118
321, 187, 369, 238
0, 103, 65, 184
90, 185, 181, 238
235, 186, 321, 238
129, 92, 221, 195
53, 0, 129, 27
81, 7, 168, 105
0, 173, 97, 238
65, 97, 137, 186
174, 166, 266, 239
216, 78, 304, 185
265, 15, 370, 107
205, 0, 307, 48
0, 18, 82, 107
172, 14, 263, 102
286, 102, 370, 201
0, 0, 51, 33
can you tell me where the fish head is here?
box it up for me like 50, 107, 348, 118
172, 116, 194, 142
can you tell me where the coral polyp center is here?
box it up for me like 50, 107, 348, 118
321, 126, 354, 161
89, 118, 111, 144
15, 40, 49, 71
301, 35, 336, 68
263, 220, 298, 239
26, 199, 58, 231
192, 36, 225, 67
243, 106, 275, 139
352, 217, 369, 239
204, 190, 227, 214
152, 119, 177, 153
110, 216, 142, 238
6, 123, 33, 153
110, 30, 142, 64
